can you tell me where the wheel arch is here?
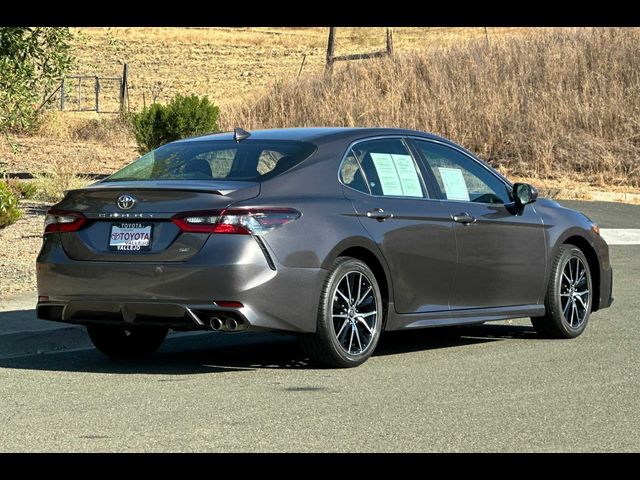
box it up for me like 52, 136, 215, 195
556, 234, 602, 311
321, 238, 394, 309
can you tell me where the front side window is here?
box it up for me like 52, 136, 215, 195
414, 140, 511, 204
349, 138, 426, 198
105, 140, 317, 182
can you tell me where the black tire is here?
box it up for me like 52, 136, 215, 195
87, 325, 168, 359
301, 257, 384, 368
531, 244, 592, 339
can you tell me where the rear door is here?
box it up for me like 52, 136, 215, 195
410, 138, 546, 309
341, 137, 456, 314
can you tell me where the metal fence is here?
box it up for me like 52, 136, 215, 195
40, 63, 129, 114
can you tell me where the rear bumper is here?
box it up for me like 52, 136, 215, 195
36, 234, 327, 333
37, 300, 250, 331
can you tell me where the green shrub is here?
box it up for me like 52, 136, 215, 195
13, 180, 38, 199
0, 181, 22, 228
131, 94, 220, 154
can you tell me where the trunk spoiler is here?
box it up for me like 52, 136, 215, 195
71, 179, 258, 196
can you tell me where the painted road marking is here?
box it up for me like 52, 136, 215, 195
599, 229, 640, 245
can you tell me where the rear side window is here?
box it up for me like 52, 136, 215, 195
349, 138, 426, 198
106, 140, 317, 182
340, 152, 369, 193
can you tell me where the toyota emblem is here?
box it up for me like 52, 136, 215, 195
116, 194, 136, 210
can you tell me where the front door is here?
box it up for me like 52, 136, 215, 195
411, 139, 546, 310
340, 137, 456, 314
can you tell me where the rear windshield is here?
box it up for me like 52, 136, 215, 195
105, 140, 317, 182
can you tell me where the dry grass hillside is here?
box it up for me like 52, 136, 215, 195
1, 27, 523, 178
226, 27, 640, 190
70, 27, 516, 110
1, 27, 638, 193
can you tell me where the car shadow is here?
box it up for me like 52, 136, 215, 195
0, 323, 539, 375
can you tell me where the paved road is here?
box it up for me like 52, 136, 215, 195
0, 201, 638, 452
559, 200, 640, 228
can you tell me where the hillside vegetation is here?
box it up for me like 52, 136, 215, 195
1, 27, 638, 193
70, 27, 514, 110
225, 28, 640, 188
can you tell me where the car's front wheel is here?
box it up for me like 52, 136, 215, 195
301, 257, 383, 368
87, 325, 168, 359
531, 244, 593, 338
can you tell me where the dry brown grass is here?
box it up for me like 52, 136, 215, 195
32, 164, 93, 202
4, 27, 638, 195
224, 27, 640, 189
0, 113, 137, 179
69, 27, 525, 111
36, 111, 132, 146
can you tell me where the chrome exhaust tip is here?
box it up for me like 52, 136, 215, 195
225, 317, 239, 331
210, 317, 223, 331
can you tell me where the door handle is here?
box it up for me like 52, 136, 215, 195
452, 212, 476, 225
366, 208, 394, 221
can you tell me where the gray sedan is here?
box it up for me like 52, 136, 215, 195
36, 127, 614, 367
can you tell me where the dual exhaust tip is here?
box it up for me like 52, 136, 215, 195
209, 316, 243, 332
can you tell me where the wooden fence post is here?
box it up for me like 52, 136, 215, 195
297, 53, 307, 80
325, 27, 336, 75
60, 78, 65, 111
386, 28, 394, 56
120, 63, 129, 115
95, 76, 100, 113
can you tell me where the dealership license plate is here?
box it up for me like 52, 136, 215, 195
109, 223, 152, 251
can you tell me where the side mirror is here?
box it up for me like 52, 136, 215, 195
513, 183, 538, 206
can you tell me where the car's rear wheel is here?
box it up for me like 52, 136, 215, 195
87, 325, 168, 359
301, 257, 383, 368
531, 244, 592, 338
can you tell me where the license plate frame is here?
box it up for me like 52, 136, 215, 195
108, 222, 153, 252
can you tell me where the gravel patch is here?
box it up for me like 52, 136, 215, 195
0, 201, 50, 302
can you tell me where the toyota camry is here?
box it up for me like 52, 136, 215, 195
36, 127, 614, 367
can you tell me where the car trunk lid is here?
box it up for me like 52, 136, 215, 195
54, 180, 259, 262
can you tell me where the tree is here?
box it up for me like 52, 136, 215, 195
0, 27, 74, 132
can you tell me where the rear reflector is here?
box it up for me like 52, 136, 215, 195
214, 301, 244, 308
172, 208, 300, 235
44, 209, 87, 234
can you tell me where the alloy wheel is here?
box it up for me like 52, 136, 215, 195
331, 271, 379, 355
559, 256, 591, 328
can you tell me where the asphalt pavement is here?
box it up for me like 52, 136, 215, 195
0, 200, 638, 452
559, 199, 640, 228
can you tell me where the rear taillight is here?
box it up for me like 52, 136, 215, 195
44, 209, 87, 234
172, 208, 301, 235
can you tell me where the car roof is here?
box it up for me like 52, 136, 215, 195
173, 127, 451, 145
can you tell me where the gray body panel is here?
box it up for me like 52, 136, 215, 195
36, 127, 613, 334
445, 202, 546, 309
344, 189, 456, 313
